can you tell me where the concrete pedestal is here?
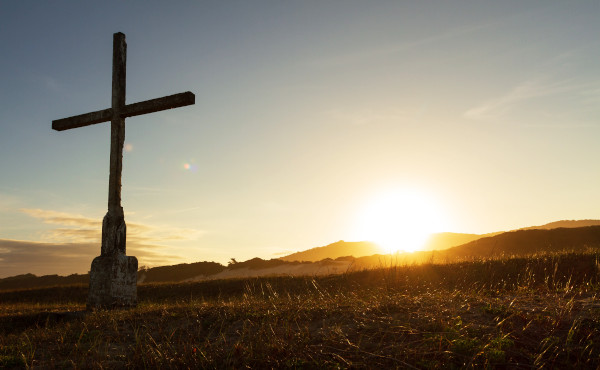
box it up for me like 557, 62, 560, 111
87, 253, 137, 309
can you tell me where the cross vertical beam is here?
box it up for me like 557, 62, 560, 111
109, 32, 126, 217
101, 33, 127, 258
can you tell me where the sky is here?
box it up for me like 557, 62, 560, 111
1, 1, 599, 277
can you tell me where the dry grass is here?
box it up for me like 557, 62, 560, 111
1, 252, 599, 368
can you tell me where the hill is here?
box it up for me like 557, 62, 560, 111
168, 225, 600, 280
0, 273, 88, 291
519, 219, 600, 230
439, 225, 600, 260
278, 240, 381, 262
348, 225, 600, 269
0, 262, 226, 292
4, 220, 600, 290
138, 261, 224, 283
420, 231, 501, 251
279, 219, 600, 262
278, 232, 499, 262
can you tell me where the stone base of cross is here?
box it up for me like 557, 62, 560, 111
87, 210, 138, 308
88, 255, 138, 308
52, 33, 195, 309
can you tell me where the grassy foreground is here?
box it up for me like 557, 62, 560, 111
1, 253, 599, 368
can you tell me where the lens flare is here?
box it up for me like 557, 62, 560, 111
182, 161, 198, 172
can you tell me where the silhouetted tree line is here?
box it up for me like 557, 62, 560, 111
0, 273, 88, 291
138, 261, 225, 283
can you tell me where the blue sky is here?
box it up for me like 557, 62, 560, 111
1, 1, 599, 277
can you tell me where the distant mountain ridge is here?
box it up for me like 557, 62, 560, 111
338, 225, 600, 269
2, 219, 600, 290
420, 231, 502, 251
279, 241, 380, 262
279, 219, 600, 262
518, 219, 600, 230
434, 225, 600, 261
0, 261, 224, 291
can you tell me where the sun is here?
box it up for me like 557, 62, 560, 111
356, 189, 445, 253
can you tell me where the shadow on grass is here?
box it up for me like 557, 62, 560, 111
0, 310, 89, 335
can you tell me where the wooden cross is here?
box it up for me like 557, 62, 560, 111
52, 32, 194, 257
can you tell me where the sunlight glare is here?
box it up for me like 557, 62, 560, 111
356, 189, 446, 253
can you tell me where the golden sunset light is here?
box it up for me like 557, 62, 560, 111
355, 188, 447, 253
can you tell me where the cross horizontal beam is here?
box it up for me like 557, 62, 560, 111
52, 91, 195, 131
52, 108, 113, 131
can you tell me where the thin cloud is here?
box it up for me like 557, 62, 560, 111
464, 78, 586, 121
307, 22, 495, 69
1, 208, 206, 277
139, 206, 204, 222
127, 224, 204, 244
47, 228, 99, 243
0, 238, 182, 278
20, 208, 99, 228
20, 208, 204, 245
465, 48, 599, 122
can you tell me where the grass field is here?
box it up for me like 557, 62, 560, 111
1, 252, 599, 368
